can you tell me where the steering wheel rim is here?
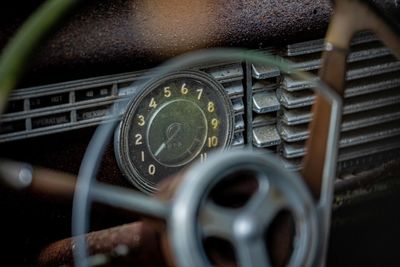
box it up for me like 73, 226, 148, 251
72, 48, 342, 267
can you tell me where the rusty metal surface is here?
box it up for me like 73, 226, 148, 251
335, 159, 400, 193
0, 0, 332, 84
36, 167, 295, 267
156, 170, 294, 267
0, 0, 399, 85
37, 222, 167, 267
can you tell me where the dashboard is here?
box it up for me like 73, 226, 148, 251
1, 1, 400, 267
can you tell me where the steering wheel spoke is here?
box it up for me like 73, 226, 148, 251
199, 200, 237, 239
89, 181, 169, 220
244, 176, 288, 225
235, 237, 271, 267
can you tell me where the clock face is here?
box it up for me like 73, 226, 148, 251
115, 70, 235, 194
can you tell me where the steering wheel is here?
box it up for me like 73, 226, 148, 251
169, 150, 318, 267
0, 2, 344, 267
70, 48, 342, 267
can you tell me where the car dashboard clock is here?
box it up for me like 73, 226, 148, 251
115, 71, 235, 193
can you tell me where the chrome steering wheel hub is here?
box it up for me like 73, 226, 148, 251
170, 150, 319, 267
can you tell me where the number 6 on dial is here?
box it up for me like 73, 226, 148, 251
115, 70, 234, 194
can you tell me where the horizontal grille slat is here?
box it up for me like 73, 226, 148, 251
282, 136, 400, 164
279, 120, 400, 146
253, 114, 277, 128
280, 107, 311, 126
204, 63, 244, 82
253, 31, 400, 175
251, 64, 280, 79
1, 63, 246, 142
288, 46, 391, 72
281, 104, 400, 131
278, 87, 400, 114
252, 125, 281, 148
344, 71, 400, 97
252, 91, 280, 113
1, 97, 122, 122
282, 58, 400, 91
286, 31, 378, 56
342, 105, 400, 131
